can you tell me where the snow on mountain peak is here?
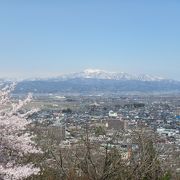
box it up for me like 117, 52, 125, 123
83, 69, 105, 74
58, 69, 167, 82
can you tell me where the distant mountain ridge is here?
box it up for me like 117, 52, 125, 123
56, 69, 167, 82
11, 69, 180, 94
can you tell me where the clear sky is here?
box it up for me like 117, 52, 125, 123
0, 0, 180, 79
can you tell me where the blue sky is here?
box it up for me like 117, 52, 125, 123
0, 0, 180, 79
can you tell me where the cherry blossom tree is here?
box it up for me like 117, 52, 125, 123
0, 83, 42, 180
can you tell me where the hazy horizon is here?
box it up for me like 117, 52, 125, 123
0, 68, 178, 82
0, 1, 180, 80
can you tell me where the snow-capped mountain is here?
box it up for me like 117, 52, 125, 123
14, 69, 180, 94
59, 69, 166, 82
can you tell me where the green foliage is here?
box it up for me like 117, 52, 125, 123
94, 126, 106, 137
62, 108, 72, 114
161, 171, 172, 180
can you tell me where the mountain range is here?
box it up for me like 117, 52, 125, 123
11, 69, 180, 94
53, 69, 166, 82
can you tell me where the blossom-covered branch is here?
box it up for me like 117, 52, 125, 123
0, 84, 42, 180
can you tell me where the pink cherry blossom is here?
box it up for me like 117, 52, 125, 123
0, 84, 42, 179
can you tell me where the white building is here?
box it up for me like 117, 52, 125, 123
109, 110, 118, 118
